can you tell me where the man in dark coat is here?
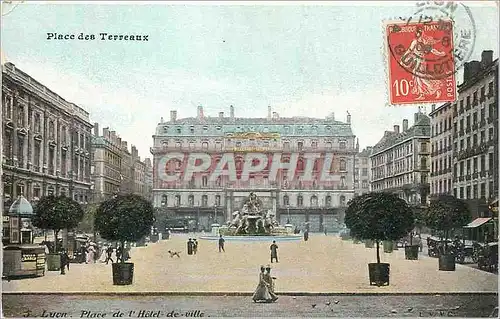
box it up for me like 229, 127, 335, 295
218, 235, 225, 252
270, 240, 278, 263
187, 238, 193, 255
60, 249, 70, 275
303, 229, 309, 241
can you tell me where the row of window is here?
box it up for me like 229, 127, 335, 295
371, 143, 416, 166
454, 181, 495, 200
454, 81, 495, 115
163, 124, 345, 135
161, 140, 349, 150
453, 127, 496, 152
453, 103, 496, 132
453, 153, 495, 177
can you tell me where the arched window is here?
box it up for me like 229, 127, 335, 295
215, 195, 221, 206
201, 195, 208, 207
175, 195, 181, 206
283, 141, 290, 150
202, 142, 209, 149
283, 195, 289, 206
310, 195, 318, 207
297, 158, 304, 171
161, 195, 167, 206
339, 195, 346, 206
297, 195, 303, 207
339, 141, 346, 149
326, 142, 332, 149
325, 195, 332, 207
202, 176, 208, 187
340, 159, 347, 171
175, 141, 181, 149
188, 195, 194, 207
297, 141, 303, 151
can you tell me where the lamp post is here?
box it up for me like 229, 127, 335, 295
286, 204, 290, 224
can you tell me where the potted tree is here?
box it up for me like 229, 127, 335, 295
95, 194, 154, 285
32, 195, 84, 271
422, 195, 470, 271
345, 192, 414, 286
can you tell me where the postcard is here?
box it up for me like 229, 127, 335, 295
1, 1, 498, 318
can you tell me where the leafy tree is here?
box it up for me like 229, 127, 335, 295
77, 203, 98, 234
32, 195, 84, 253
422, 195, 471, 254
345, 192, 415, 263
95, 194, 154, 263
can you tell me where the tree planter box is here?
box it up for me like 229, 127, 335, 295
405, 245, 419, 260
383, 241, 394, 253
112, 262, 134, 285
46, 253, 61, 271
364, 240, 374, 248
368, 263, 390, 286
438, 254, 456, 271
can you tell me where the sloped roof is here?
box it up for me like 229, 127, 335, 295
371, 113, 430, 155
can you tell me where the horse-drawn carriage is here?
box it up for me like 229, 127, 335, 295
426, 236, 481, 264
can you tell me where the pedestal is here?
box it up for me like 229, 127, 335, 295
285, 224, 294, 234
211, 224, 220, 236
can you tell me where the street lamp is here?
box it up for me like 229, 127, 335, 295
286, 204, 290, 224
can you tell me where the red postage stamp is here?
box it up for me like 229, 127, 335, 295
386, 19, 457, 105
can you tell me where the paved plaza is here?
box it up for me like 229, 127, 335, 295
2, 234, 498, 293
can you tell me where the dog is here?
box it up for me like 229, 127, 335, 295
168, 250, 181, 258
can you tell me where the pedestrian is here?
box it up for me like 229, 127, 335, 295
116, 246, 123, 262
252, 265, 274, 303
60, 249, 69, 275
303, 229, 309, 241
263, 265, 278, 302
218, 234, 225, 252
187, 238, 194, 255
270, 240, 278, 263
105, 246, 114, 264
324, 227, 328, 236
193, 239, 198, 255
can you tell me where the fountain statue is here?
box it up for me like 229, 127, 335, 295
222, 192, 289, 236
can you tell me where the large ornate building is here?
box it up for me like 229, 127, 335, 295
451, 50, 498, 218
370, 111, 431, 207
429, 102, 454, 197
91, 124, 151, 201
2, 63, 93, 212
151, 105, 358, 232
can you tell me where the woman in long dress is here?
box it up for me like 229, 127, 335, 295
264, 266, 278, 302
252, 266, 274, 303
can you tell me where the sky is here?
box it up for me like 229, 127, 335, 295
1, 1, 498, 160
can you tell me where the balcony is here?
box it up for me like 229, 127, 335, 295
465, 127, 471, 134
472, 99, 479, 107
459, 176, 464, 182
466, 174, 472, 181
447, 145, 453, 151
488, 117, 495, 124
472, 172, 479, 179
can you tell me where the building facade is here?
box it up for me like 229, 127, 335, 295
452, 50, 498, 218
429, 102, 454, 197
2, 63, 93, 211
91, 124, 151, 201
151, 105, 358, 232
354, 147, 372, 196
370, 111, 431, 206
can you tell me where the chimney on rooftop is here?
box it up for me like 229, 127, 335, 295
197, 105, 204, 119
110, 131, 116, 144
268, 105, 272, 120
230, 105, 235, 119
170, 110, 177, 122
394, 125, 400, 134
93, 123, 99, 136
219, 112, 224, 118
117, 137, 122, 147
481, 50, 493, 68
347, 112, 351, 124
160, 117, 164, 123
403, 119, 408, 132
103, 127, 110, 139
121, 141, 128, 151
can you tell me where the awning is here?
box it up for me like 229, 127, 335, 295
464, 217, 492, 228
